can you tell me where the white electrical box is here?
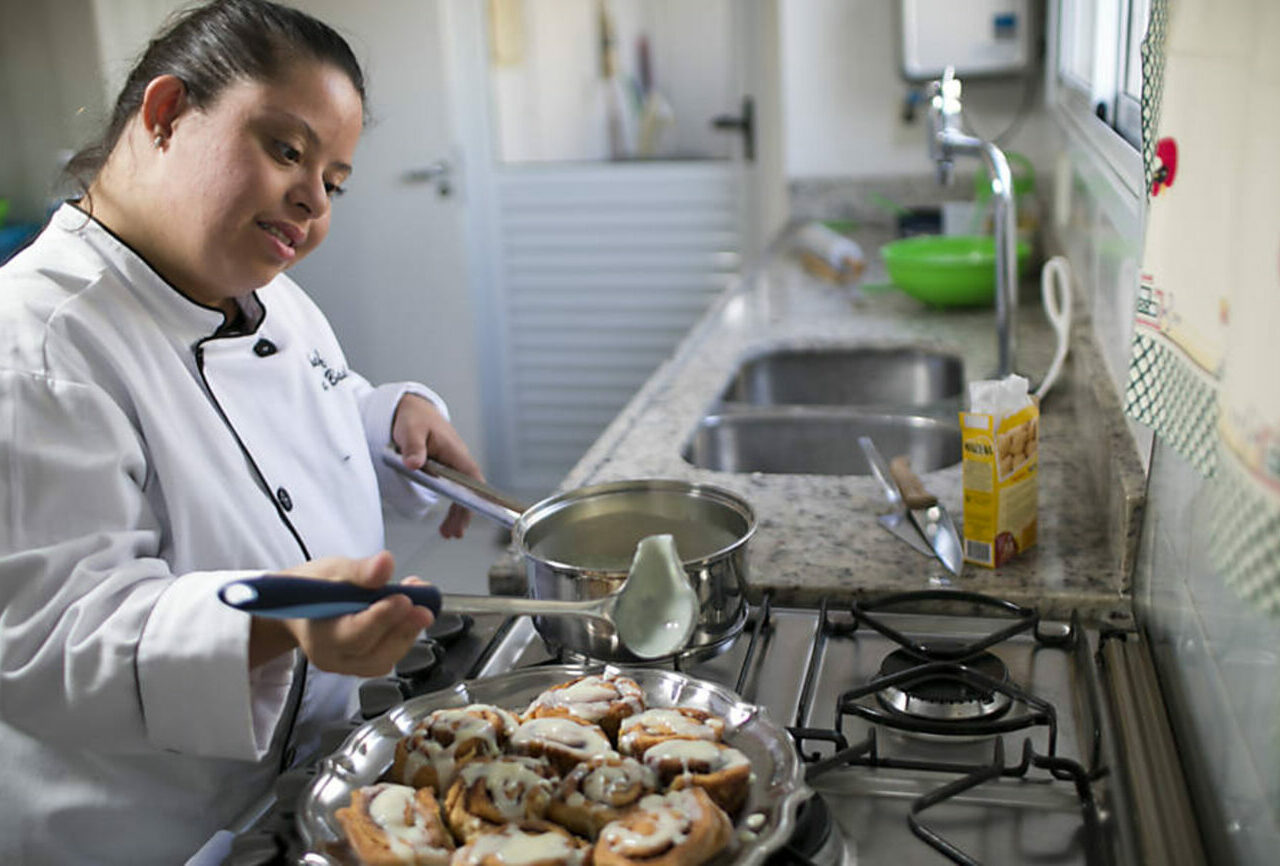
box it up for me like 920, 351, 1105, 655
900, 0, 1032, 81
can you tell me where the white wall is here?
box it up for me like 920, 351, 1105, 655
780, 0, 1056, 178
89, 0, 191, 103
0, 0, 105, 222
489, 0, 734, 163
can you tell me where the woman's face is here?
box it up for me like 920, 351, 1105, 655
152, 59, 363, 310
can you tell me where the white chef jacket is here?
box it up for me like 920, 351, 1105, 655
0, 204, 445, 864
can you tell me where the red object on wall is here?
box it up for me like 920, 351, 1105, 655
1152, 137, 1178, 196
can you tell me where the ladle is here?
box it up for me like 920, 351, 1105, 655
217, 534, 699, 659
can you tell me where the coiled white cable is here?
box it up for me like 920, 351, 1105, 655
1034, 256, 1072, 400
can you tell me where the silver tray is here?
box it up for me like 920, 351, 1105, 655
297, 664, 812, 865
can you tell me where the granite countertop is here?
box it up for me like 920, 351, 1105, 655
490, 222, 1146, 626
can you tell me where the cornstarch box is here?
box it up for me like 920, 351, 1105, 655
960, 400, 1039, 567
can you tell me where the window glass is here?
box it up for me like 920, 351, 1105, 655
1055, 0, 1148, 148
1123, 0, 1149, 99
1059, 0, 1098, 87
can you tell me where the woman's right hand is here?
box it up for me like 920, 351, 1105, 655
248, 550, 433, 676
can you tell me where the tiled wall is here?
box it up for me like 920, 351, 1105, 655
1054, 120, 1280, 863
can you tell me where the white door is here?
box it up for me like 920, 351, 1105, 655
446, 0, 783, 499
289, 0, 486, 464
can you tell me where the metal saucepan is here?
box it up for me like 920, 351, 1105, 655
380, 448, 756, 662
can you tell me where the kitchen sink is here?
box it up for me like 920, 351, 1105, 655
682, 411, 961, 475
719, 347, 963, 408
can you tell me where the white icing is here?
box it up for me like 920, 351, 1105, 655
458, 757, 554, 819
601, 789, 704, 855
527, 675, 644, 722
401, 705, 519, 789
457, 826, 584, 866
643, 738, 748, 773
612, 534, 698, 658
618, 708, 722, 752
364, 784, 449, 860
581, 758, 656, 804
512, 717, 615, 762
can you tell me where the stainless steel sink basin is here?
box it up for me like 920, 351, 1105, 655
682, 411, 961, 475
720, 347, 963, 407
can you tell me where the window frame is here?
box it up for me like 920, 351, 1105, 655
1046, 0, 1146, 198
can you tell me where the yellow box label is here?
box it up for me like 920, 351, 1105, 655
960, 403, 1039, 568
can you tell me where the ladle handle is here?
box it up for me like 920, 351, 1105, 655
439, 593, 608, 618
380, 446, 527, 527
218, 575, 612, 621
219, 575, 445, 619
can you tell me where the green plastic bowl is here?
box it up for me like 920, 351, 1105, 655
881, 234, 1030, 307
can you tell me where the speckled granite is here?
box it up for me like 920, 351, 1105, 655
490, 221, 1145, 626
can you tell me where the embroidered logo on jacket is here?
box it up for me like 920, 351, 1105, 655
308, 349, 349, 390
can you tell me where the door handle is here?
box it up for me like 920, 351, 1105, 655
711, 96, 754, 161
402, 160, 453, 197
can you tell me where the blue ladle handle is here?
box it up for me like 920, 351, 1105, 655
219, 575, 443, 620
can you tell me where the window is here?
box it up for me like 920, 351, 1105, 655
1114, 0, 1150, 146
1049, 0, 1149, 190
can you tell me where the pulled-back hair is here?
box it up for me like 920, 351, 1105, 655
65, 0, 366, 195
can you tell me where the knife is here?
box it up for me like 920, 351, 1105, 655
219, 575, 443, 620
887, 455, 965, 576
857, 436, 932, 558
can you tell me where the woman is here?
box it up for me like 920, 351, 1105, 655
0, 1, 482, 862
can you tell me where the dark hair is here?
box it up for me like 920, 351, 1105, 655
65, 0, 366, 196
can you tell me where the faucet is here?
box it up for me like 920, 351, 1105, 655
926, 67, 1019, 378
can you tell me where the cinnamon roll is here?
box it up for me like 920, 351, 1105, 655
443, 755, 559, 842
524, 673, 646, 743
450, 820, 592, 866
616, 708, 725, 758
546, 754, 660, 839
594, 787, 733, 866
391, 704, 521, 792
640, 739, 751, 816
335, 783, 454, 866
511, 716, 619, 776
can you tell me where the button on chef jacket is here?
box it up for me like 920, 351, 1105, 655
0, 204, 447, 864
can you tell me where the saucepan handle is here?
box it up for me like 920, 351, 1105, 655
379, 446, 526, 527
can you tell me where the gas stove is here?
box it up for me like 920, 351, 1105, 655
226, 589, 1204, 866
481, 591, 1125, 866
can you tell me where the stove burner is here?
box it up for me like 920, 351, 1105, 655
426, 612, 473, 646
394, 639, 442, 680
874, 644, 1012, 722
772, 794, 842, 866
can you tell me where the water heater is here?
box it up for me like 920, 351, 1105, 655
899, 0, 1032, 81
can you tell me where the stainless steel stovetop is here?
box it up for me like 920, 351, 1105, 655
478, 591, 1129, 866
227, 589, 1199, 866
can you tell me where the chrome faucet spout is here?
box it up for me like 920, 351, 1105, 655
926, 67, 1019, 378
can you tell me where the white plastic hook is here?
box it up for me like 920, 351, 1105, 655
1034, 256, 1073, 400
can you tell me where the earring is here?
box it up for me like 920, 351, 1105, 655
153, 133, 165, 149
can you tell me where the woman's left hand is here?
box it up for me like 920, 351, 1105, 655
391, 393, 483, 538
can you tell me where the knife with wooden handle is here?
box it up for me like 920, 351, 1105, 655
858, 436, 933, 557
888, 455, 964, 576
